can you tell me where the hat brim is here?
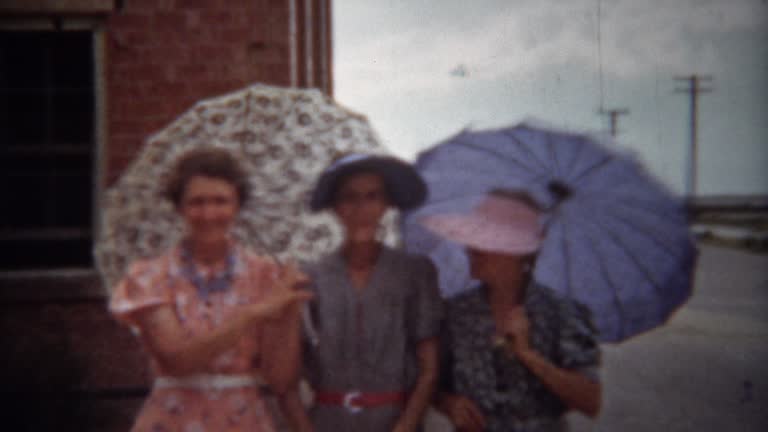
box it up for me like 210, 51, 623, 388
421, 213, 541, 255
310, 156, 427, 211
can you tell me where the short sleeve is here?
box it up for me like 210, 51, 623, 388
109, 258, 172, 328
406, 256, 444, 342
557, 299, 601, 377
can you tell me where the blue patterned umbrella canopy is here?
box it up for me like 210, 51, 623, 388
402, 121, 697, 342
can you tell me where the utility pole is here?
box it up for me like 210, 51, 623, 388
598, 108, 630, 137
675, 75, 712, 197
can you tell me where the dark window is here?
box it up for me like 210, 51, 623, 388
0, 31, 94, 270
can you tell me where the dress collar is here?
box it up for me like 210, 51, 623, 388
174, 241, 241, 300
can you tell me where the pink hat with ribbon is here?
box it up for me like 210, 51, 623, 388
421, 193, 543, 255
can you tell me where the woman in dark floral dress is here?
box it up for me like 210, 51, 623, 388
422, 191, 601, 432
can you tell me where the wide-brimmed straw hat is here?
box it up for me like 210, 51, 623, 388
309, 153, 427, 211
421, 193, 543, 255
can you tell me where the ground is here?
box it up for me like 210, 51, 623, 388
568, 244, 768, 431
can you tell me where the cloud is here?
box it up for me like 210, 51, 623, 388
332, 0, 768, 193
334, 0, 767, 102
598, 0, 766, 76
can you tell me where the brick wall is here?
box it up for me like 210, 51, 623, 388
1, 1, 332, 430
1, 273, 148, 431
105, 0, 299, 183
1, 0, 332, 183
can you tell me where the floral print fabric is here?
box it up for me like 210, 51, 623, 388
96, 84, 396, 295
109, 243, 280, 432
441, 282, 600, 432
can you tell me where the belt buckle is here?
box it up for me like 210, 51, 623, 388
342, 390, 363, 414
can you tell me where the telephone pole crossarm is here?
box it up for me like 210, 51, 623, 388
598, 108, 630, 137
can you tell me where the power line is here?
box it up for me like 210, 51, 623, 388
594, 0, 629, 140
674, 75, 713, 197
596, 0, 604, 111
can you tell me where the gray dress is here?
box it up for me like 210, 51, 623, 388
302, 246, 443, 432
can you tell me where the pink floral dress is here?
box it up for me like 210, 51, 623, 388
110, 243, 281, 432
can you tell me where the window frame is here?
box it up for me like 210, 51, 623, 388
0, 17, 107, 278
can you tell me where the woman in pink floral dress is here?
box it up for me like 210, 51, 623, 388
110, 147, 313, 432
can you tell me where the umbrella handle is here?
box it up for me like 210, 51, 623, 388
301, 304, 319, 346
251, 234, 320, 346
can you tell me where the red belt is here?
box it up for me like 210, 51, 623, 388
315, 390, 407, 413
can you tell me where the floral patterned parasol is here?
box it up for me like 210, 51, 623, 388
95, 84, 395, 292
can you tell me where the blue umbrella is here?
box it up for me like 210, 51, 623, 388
402, 121, 697, 342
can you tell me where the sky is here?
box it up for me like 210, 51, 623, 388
332, 0, 768, 196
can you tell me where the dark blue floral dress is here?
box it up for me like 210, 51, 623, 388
440, 282, 600, 432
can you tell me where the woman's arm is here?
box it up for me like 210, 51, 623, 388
259, 261, 310, 393
133, 285, 312, 376
504, 306, 601, 417
515, 348, 601, 417
435, 392, 487, 432
259, 302, 304, 393
393, 337, 439, 432
434, 314, 486, 432
278, 386, 315, 432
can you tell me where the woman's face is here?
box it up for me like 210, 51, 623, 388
467, 248, 528, 285
179, 175, 240, 244
333, 172, 390, 242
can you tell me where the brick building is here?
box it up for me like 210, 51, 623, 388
0, 1, 332, 430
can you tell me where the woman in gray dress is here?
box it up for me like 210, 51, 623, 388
283, 153, 443, 432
